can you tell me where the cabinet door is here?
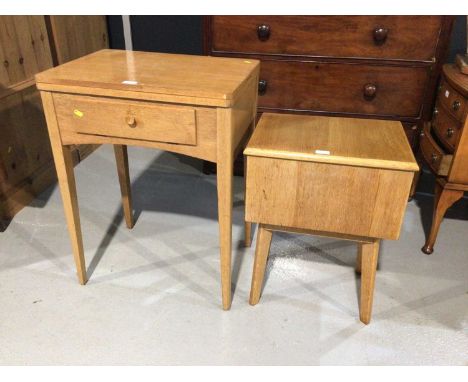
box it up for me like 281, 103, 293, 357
46, 16, 109, 65
0, 16, 53, 88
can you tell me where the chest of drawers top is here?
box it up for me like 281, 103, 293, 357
35, 49, 260, 107
209, 16, 444, 62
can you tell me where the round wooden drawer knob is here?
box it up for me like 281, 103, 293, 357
452, 100, 461, 111
257, 24, 271, 41
258, 79, 267, 95
373, 27, 388, 45
433, 107, 439, 116
126, 115, 137, 128
447, 128, 454, 138
363, 83, 377, 100
431, 153, 439, 163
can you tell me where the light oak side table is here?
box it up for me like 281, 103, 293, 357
35, 49, 259, 310
244, 114, 418, 324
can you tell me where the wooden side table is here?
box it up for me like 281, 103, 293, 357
244, 114, 418, 324
35, 49, 259, 310
420, 64, 468, 254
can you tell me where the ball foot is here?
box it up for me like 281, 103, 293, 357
421, 245, 434, 255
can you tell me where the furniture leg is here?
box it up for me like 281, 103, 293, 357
53, 145, 87, 284
355, 244, 362, 274
422, 182, 464, 254
249, 224, 273, 305
41, 91, 87, 284
245, 222, 252, 247
244, 157, 252, 247
359, 240, 380, 324
216, 108, 234, 310
113, 145, 134, 229
409, 168, 421, 200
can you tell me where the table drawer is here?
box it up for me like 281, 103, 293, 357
256, 60, 428, 118
438, 78, 466, 122
211, 16, 442, 61
432, 102, 462, 152
53, 94, 197, 146
420, 125, 453, 176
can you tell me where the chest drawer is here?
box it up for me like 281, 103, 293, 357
211, 16, 442, 61
438, 78, 466, 122
432, 102, 462, 152
53, 93, 197, 146
420, 125, 453, 176
256, 60, 428, 118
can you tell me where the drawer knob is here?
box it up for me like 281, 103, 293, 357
452, 100, 461, 111
258, 79, 267, 95
447, 128, 454, 138
433, 107, 438, 117
126, 115, 137, 128
373, 27, 388, 45
431, 153, 439, 163
363, 83, 377, 100
257, 24, 270, 41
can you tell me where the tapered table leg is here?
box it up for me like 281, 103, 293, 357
244, 156, 252, 247
41, 91, 87, 284
217, 108, 234, 310
422, 182, 463, 254
249, 224, 273, 305
114, 145, 134, 229
355, 244, 362, 274
359, 240, 380, 324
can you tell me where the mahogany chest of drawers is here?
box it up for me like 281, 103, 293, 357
204, 16, 454, 150
420, 64, 468, 254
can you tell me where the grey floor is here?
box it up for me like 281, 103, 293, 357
0, 145, 467, 365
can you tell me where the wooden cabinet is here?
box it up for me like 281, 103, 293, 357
0, 16, 108, 225
0, 16, 53, 87
210, 16, 443, 62
244, 113, 418, 324
204, 16, 454, 150
421, 64, 468, 254
46, 16, 108, 65
251, 59, 428, 118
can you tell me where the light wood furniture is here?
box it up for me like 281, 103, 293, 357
420, 64, 468, 254
205, 16, 454, 152
245, 113, 418, 324
45, 16, 108, 65
0, 16, 108, 225
36, 49, 259, 310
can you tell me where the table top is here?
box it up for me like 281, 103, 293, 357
244, 113, 419, 172
35, 49, 260, 107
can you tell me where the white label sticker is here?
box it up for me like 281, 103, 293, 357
315, 150, 330, 155
122, 80, 139, 85
445, 90, 450, 98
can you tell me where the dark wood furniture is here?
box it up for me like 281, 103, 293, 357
420, 64, 468, 254
204, 16, 454, 151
